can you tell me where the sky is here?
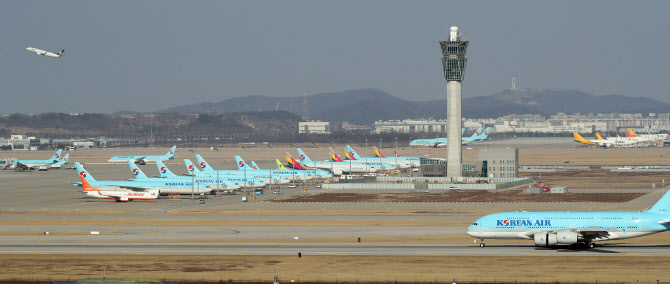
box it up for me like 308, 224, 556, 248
2, 1, 670, 114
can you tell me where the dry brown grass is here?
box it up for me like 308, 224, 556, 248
0, 254, 668, 283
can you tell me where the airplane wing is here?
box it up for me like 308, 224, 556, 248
116, 186, 150, 192
527, 227, 618, 241
658, 219, 670, 225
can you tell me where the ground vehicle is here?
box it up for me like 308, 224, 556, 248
254, 188, 264, 194
288, 185, 297, 188
273, 190, 281, 194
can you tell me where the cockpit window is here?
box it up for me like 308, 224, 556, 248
472, 223, 478, 225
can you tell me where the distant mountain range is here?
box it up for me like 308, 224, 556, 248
158, 88, 670, 125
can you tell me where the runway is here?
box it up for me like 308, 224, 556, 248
3, 242, 670, 256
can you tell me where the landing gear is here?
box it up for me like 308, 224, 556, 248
588, 242, 596, 249
477, 239, 486, 247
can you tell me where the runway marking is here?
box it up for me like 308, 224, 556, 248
412, 234, 419, 237
263, 218, 269, 221
336, 218, 341, 221
75, 209, 79, 211
190, 218, 196, 220
409, 218, 414, 221
25, 251, 48, 255
62, 218, 67, 220
25, 218, 30, 220
256, 208, 261, 211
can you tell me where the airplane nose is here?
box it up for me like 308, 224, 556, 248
465, 227, 479, 238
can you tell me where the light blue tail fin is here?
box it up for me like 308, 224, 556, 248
128, 160, 148, 179
75, 162, 96, 182
195, 154, 215, 173
50, 149, 63, 161
57, 153, 69, 165
156, 161, 179, 178
470, 127, 483, 138
234, 156, 247, 170
477, 127, 491, 140
295, 148, 313, 163
347, 145, 362, 160
648, 189, 670, 214
165, 145, 177, 157
251, 161, 260, 169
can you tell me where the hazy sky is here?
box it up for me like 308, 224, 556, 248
2, 1, 669, 114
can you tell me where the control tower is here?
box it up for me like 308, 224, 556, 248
440, 26, 468, 177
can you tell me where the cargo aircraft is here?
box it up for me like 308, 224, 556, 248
467, 189, 670, 248
108, 145, 177, 164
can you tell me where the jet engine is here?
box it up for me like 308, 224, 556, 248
533, 233, 558, 246
556, 230, 579, 244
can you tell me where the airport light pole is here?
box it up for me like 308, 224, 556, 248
409, 136, 413, 176
243, 146, 247, 194
395, 137, 398, 174
190, 149, 195, 200
101, 265, 107, 279
451, 267, 458, 284
313, 142, 317, 185
215, 147, 220, 196
656, 267, 662, 284
269, 144, 273, 193
365, 138, 368, 176
379, 138, 383, 173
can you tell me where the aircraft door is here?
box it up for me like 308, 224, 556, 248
595, 215, 601, 223
625, 215, 631, 223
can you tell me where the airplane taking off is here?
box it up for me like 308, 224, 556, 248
467, 189, 670, 248
11, 149, 63, 170
108, 145, 177, 164
26, 47, 64, 58
80, 175, 158, 202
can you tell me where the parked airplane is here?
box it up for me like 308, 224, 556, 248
370, 146, 420, 167
467, 189, 670, 248
297, 148, 390, 172
132, 161, 242, 190
345, 145, 414, 169
11, 149, 63, 170
183, 159, 269, 187
573, 132, 638, 147
80, 175, 158, 202
195, 155, 292, 185
74, 162, 212, 195
276, 159, 287, 170
238, 156, 331, 180
49, 153, 69, 169
108, 145, 177, 164
287, 150, 375, 175
26, 47, 64, 58
409, 127, 491, 147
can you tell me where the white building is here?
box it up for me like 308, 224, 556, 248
299, 121, 331, 134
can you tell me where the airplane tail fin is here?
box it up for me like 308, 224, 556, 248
165, 145, 177, 157
184, 159, 200, 176
195, 154, 215, 172
479, 127, 491, 139
572, 132, 594, 145
61, 153, 69, 164
80, 175, 96, 192
285, 152, 307, 170
595, 133, 605, 140
156, 160, 178, 178
471, 127, 483, 138
128, 160, 148, 179
50, 149, 63, 162
295, 148, 313, 163
648, 189, 670, 214
627, 128, 637, 137
75, 162, 96, 182
393, 150, 400, 157
276, 159, 287, 170
234, 156, 247, 170
328, 147, 344, 162
59, 49, 65, 55
373, 146, 386, 158
251, 161, 260, 169
343, 149, 352, 160
345, 145, 360, 160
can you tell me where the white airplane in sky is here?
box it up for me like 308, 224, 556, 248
26, 47, 65, 58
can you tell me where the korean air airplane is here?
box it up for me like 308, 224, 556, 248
74, 162, 212, 195
297, 148, 393, 172
233, 156, 331, 181
184, 158, 270, 187
108, 145, 177, 164
409, 128, 490, 147
291, 150, 375, 175
129, 160, 241, 190
49, 153, 69, 169
408, 128, 467, 147
11, 149, 63, 170
346, 145, 418, 168
467, 189, 670, 248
